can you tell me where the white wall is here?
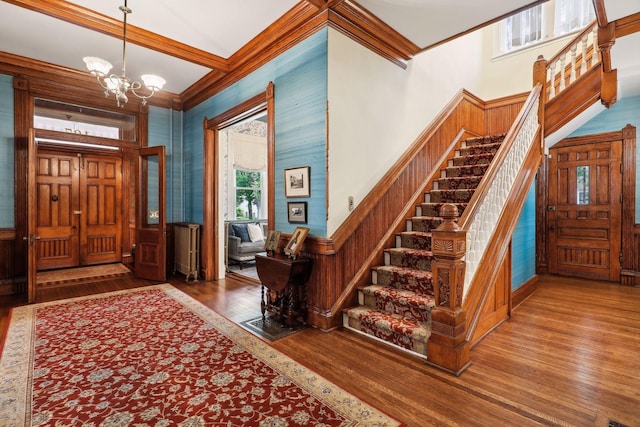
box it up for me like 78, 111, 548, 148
478, 23, 583, 100
327, 28, 485, 236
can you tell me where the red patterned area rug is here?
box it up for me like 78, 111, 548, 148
0, 284, 400, 426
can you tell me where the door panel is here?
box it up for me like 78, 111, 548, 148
35, 151, 80, 270
80, 155, 122, 265
135, 146, 166, 281
548, 140, 622, 281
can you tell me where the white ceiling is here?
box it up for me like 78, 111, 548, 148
0, 0, 638, 97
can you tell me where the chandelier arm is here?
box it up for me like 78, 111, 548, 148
130, 83, 156, 105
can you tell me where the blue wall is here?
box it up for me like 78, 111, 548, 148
183, 29, 329, 237
0, 74, 14, 228
569, 95, 640, 221
511, 181, 536, 289
149, 106, 184, 223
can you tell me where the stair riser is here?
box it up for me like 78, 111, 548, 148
459, 144, 500, 157
429, 190, 474, 204
452, 155, 494, 166
464, 135, 505, 147
363, 293, 432, 324
387, 251, 432, 271
436, 177, 482, 190
399, 233, 431, 250
373, 268, 434, 294
444, 164, 490, 178
419, 203, 466, 217
345, 315, 427, 355
410, 217, 442, 232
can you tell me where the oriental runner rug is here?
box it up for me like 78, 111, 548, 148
0, 284, 400, 426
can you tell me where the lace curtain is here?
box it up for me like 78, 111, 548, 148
554, 0, 595, 36
502, 4, 543, 52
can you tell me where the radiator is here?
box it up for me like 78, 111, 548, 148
174, 222, 200, 282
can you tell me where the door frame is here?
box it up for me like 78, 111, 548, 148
201, 82, 275, 281
537, 125, 636, 284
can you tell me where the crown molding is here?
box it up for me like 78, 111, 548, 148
181, 0, 418, 110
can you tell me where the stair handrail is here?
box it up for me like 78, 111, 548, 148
546, 20, 599, 101
458, 84, 542, 299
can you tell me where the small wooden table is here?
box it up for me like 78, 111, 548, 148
255, 253, 312, 329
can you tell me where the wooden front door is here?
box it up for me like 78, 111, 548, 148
547, 139, 622, 282
36, 149, 122, 270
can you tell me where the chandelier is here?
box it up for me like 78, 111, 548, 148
83, 0, 165, 108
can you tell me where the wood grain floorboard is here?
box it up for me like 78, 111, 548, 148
1, 272, 638, 426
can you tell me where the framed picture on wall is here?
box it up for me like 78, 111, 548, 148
287, 202, 307, 224
284, 166, 310, 197
284, 226, 309, 257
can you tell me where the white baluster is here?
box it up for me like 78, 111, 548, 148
559, 53, 566, 91
549, 62, 556, 99
581, 35, 588, 74
570, 44, 577, 84
591, 26, 599, 64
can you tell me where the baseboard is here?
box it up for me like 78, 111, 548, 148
512, 275, 538, 308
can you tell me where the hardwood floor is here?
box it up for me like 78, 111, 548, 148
1, 273, 638, 426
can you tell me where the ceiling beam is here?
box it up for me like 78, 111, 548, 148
3, 0, 230, 72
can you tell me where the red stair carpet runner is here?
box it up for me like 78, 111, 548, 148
343, 135, 505, 358
0, 284, 401, 426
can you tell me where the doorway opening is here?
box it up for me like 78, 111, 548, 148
28, 99, 140, 293
220, 111, 268, 279
201, 82, 275, 281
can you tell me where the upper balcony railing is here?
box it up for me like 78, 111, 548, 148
546, 21, 599, 101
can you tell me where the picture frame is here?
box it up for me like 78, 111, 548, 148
284, 226, 310, 258
264, 230, 281, 253
287, 202, 307, 224
284, 166, 310, 197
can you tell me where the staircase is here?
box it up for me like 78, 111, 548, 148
343, 134, 505, 358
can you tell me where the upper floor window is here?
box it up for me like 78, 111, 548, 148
498, 0, 595, 55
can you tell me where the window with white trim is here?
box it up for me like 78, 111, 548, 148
498, 0, 595, 55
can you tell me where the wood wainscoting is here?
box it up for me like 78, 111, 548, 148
0, 229, 17, 295
627, 224, 640, 287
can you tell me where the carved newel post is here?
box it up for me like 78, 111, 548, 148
428, 204, 470, 375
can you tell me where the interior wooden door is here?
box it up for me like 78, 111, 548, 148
35, 150, 81, 270
547, 139, 622, 282
135, 146, 166, 281
80, 154, 122, 265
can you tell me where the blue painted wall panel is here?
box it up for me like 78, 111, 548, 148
184, 29, 328, 236
148, 106, 184, 223
0, 74, 14, 228
512, 181, 536, 289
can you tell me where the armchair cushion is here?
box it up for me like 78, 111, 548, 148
247, 223, 264, 242
231, 223, 251, 243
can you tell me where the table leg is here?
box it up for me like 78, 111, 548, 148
261, 285, 266, 320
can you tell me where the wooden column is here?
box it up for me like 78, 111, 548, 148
428, 204, 470, 375
13, 76, 31, 285
598, 22, 617, 108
